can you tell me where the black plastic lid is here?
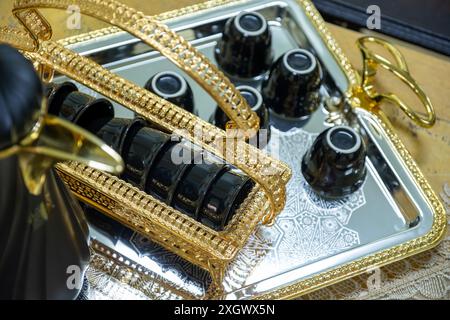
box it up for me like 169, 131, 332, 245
238, 13, 264, 32
155, 74, 182, 95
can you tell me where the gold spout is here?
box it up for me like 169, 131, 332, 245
0, 99, 124, 195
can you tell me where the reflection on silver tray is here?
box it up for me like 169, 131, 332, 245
55, 0, 444, 299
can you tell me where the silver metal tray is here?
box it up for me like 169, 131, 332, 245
55, 0, 445, 299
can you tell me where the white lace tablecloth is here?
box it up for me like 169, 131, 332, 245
300, 183, 450, 300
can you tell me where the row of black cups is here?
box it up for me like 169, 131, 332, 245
46, 82, 254, 231
46, 12, 367, 228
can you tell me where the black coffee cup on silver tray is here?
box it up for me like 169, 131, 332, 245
210, 85, 271, 149
262, 48, 322, 122
302, 125, 367, 199
215, 11, 273, 79
145, 71, 195, 114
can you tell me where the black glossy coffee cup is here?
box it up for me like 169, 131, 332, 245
122, 126, 172, 189
171, 160, 226, 220
262, 48, 321, 120
145, 71, 195, 114
56, 90, 115, 134
144, 141, 195, 204
210, 85, 271, 148
199, 168, 255, 231
95, 117, 145, 156
46, 81, 78, 116
215, 11, 273, 78
301, 125, 367, 199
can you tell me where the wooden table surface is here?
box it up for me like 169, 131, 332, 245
1, 0, 449, 299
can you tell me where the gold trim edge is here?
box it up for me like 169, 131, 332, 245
9, 0, 292, 222
259, 0, 447, 299
5, 0, 445, 299
56, 0, 446, 299
254, 111, 447, 299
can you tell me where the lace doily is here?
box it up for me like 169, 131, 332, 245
300, 183, 450, 300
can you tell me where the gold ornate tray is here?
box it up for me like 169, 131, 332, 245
1, 0, 446, 299
0, 0, 292, 291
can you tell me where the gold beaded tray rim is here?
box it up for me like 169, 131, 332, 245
55, 161, 269, 261
3, 0, 443, 299
0, 0, 296, 289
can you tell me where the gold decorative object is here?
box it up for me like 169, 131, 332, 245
0, 97, 123, 195
0, 0, 446, 299
353, 36, 435, 128
0, 0, 292, 289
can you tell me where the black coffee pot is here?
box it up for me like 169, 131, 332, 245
0, 44, 123, 299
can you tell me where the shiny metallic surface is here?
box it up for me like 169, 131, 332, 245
57, 0, 437, 299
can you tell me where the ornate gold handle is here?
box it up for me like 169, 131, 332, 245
355, 36, 435, 128
4, 0, 291, 223
12, 0, 259, 132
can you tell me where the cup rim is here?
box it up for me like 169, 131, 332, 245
149, 71, 188, 99
282, 48, 317, 75
325, 125, 362, 154
47, 81, 78, 116
234, 11, 268, 37
75, 97, 114, 127
236, 85, 263, 112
